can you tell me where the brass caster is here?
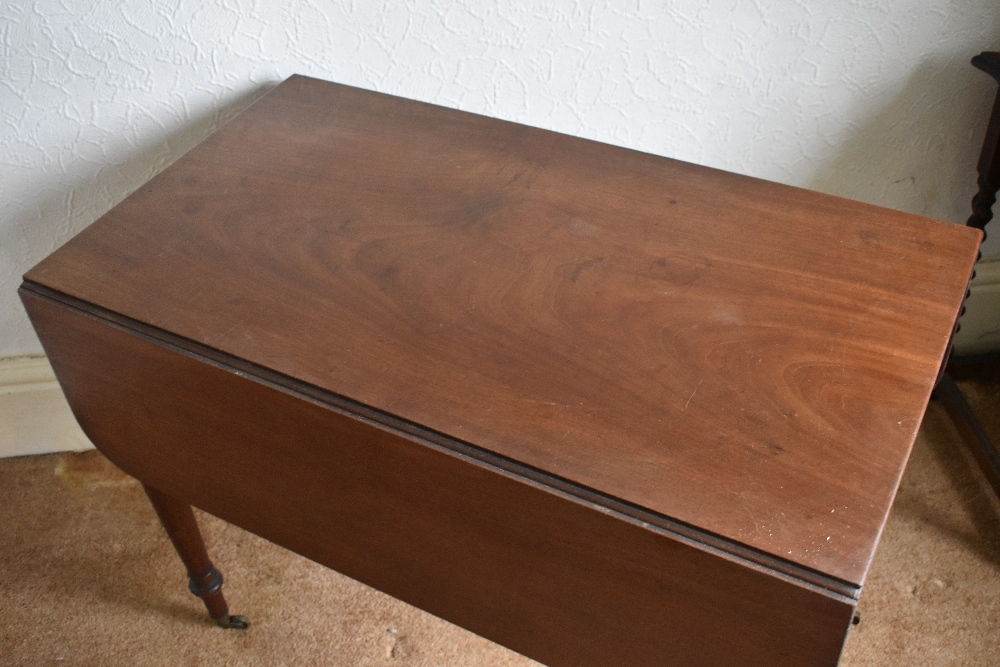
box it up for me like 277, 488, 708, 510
215, 614, 250, 630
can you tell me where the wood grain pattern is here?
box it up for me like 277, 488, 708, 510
21, 289, 855, 667
23, 75, 981, 587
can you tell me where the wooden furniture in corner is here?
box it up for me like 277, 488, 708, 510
19, 75, 982, 666
936, 51, 1000, 497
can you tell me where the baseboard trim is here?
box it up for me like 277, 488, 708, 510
954, 257, 1000, 356
972, 255, 1000, 285
0, 355, 94, 458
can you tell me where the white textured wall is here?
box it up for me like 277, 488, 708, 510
3, 0, 999, 356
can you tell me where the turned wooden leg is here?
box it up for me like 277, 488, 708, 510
968, 53, 1000, 233
143, 484, 249, 629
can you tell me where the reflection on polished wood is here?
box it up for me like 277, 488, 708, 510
20, 75, 981, 666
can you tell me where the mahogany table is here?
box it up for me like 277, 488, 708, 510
20, 75, 982, 666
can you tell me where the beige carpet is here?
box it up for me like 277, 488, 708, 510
2, 392, 999, 666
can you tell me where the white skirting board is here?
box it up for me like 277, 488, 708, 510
0, 356, 94, 458
954, 258, 1000, 356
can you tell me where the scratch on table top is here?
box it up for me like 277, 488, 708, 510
684, 379, 704, 410
522, 398, 571, 409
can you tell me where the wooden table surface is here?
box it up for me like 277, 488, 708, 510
20, 75, 982, 665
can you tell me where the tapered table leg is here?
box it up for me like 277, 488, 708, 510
142, 484, 249, 629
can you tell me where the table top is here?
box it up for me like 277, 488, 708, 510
25, 75, 981, 588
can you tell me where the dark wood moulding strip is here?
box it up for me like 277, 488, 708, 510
21, 279, 861, 603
